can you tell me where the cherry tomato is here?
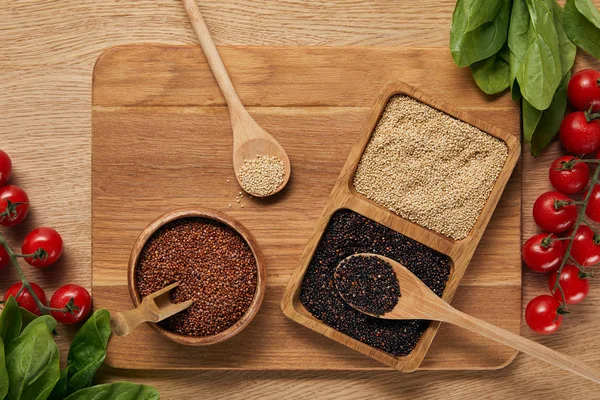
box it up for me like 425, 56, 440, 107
568, 69, 600, 112
570, 225, 600, 266
559, 111, 600, 155
548, 265, 590, 305
586, 185, 600, 222
22, 227, 63, 268
532, 191, 577, 233
525, 295, 563, 335
4, 282, 47, 316
0, 185, 29, 227
0, 245, 8, 269
0, 150, 11, 187
548, 156, 589, 194
50, 284, 92, 324
522, 233, 565, 273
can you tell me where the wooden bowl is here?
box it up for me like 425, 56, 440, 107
127, 208, 266, 346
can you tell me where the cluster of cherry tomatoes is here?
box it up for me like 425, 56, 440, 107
0, 149, 92, 324
523, 69, 600, 335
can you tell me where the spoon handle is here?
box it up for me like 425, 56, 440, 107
181, 0, 243, 110
446, 308, 600, 384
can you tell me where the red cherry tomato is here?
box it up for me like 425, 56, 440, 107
548, 156, 589, 194
532, 191, 577, 233
22, 227, 63, 268
0, 245, 8, 269
4, 282, 47, 316
0, 185, 29, 227
586, 185, 600, 222
549, 265, 590, 305
525, 295, 563, 335
50, 284, 92, 325
522, 233, 565, 273
570, 225, 600, 266
0, 150, 11, 187
559, 111, 600, 155
568, 69, 600, 113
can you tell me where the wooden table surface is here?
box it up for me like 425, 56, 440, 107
2, 1, 600, 399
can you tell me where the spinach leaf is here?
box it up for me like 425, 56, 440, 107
450, 0, 511, 67
463, 0, 504, 32
20, 315, 57, 337
470, 47, 510, 94
518, 0, 562, 110
6, 323, 60, 400
47, 367, 69, 400
553, 1, 576, 78
0, 296, 21, 345
0, 337, 8, 400
524, 72, 571, 156
64, 383, 159, 400
564, 0, 600, 59
507, 0, 528, 99
20, 308, 38, 333
67, 309, 111, 394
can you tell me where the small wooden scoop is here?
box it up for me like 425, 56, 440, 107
336, 253, 600, 384
110, 282, 193, 337
181, 0, 291, 197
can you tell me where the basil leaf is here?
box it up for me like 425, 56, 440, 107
553, 2, 576, 78
0, 296, 21, 345
20, 315, 57, 337
67, 309, 111, 394
20, 308, 39, 333
463, 0, 504, 32
525, 72, 571, 156
564, 0, 600, 59
470, 47, 510, 94
450, 0, 511, 67
6, 323, 60, 400
48, 367, 69, 400
518, 0, 562, 110
64, 383, 159, 400
0, 337, 8, 400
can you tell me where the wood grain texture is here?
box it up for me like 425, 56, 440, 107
92, 45, 521, 371
2, 0, 600, 398
281, 81, 520, 372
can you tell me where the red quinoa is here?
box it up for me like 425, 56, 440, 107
135, 217, 257, 336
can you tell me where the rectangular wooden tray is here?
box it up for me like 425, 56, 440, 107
281, 82, 520, 371
92, 44, 523, 370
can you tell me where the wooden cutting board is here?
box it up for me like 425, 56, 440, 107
92, 44, 522, 370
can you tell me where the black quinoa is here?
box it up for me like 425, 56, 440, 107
300, 209, 450, 356
135, 218, 257, 336
335, 255, 400, 316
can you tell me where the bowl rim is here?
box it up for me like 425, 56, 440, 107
127, 207, 266, 346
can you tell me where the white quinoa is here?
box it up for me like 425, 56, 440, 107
353, 95, 508, 240
237, 154, 285, 197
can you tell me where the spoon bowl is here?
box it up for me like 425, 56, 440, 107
335, 253, 600, 384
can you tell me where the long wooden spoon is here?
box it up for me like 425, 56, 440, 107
181, 0, 291, 197
110, 282, 193, 337
335, 253, 600, 383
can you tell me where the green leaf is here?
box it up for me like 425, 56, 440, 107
67, 310, 111, 394
20, 315, 57, 337
47, 367, 69, 400
565, 0, 600, 59
20, 308, 39, 333
6, 323, 60, 400
470, 47, 510, 94
64, 383, 159, 400
525, 72, 571, 156
553, 2, 576, 78
450, 0, 511, 67
0, 296, 21, 346
0, 337, 8, 400
463, 0, 504, 32
509, 50, 523, 100
517, 0, 562, 110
